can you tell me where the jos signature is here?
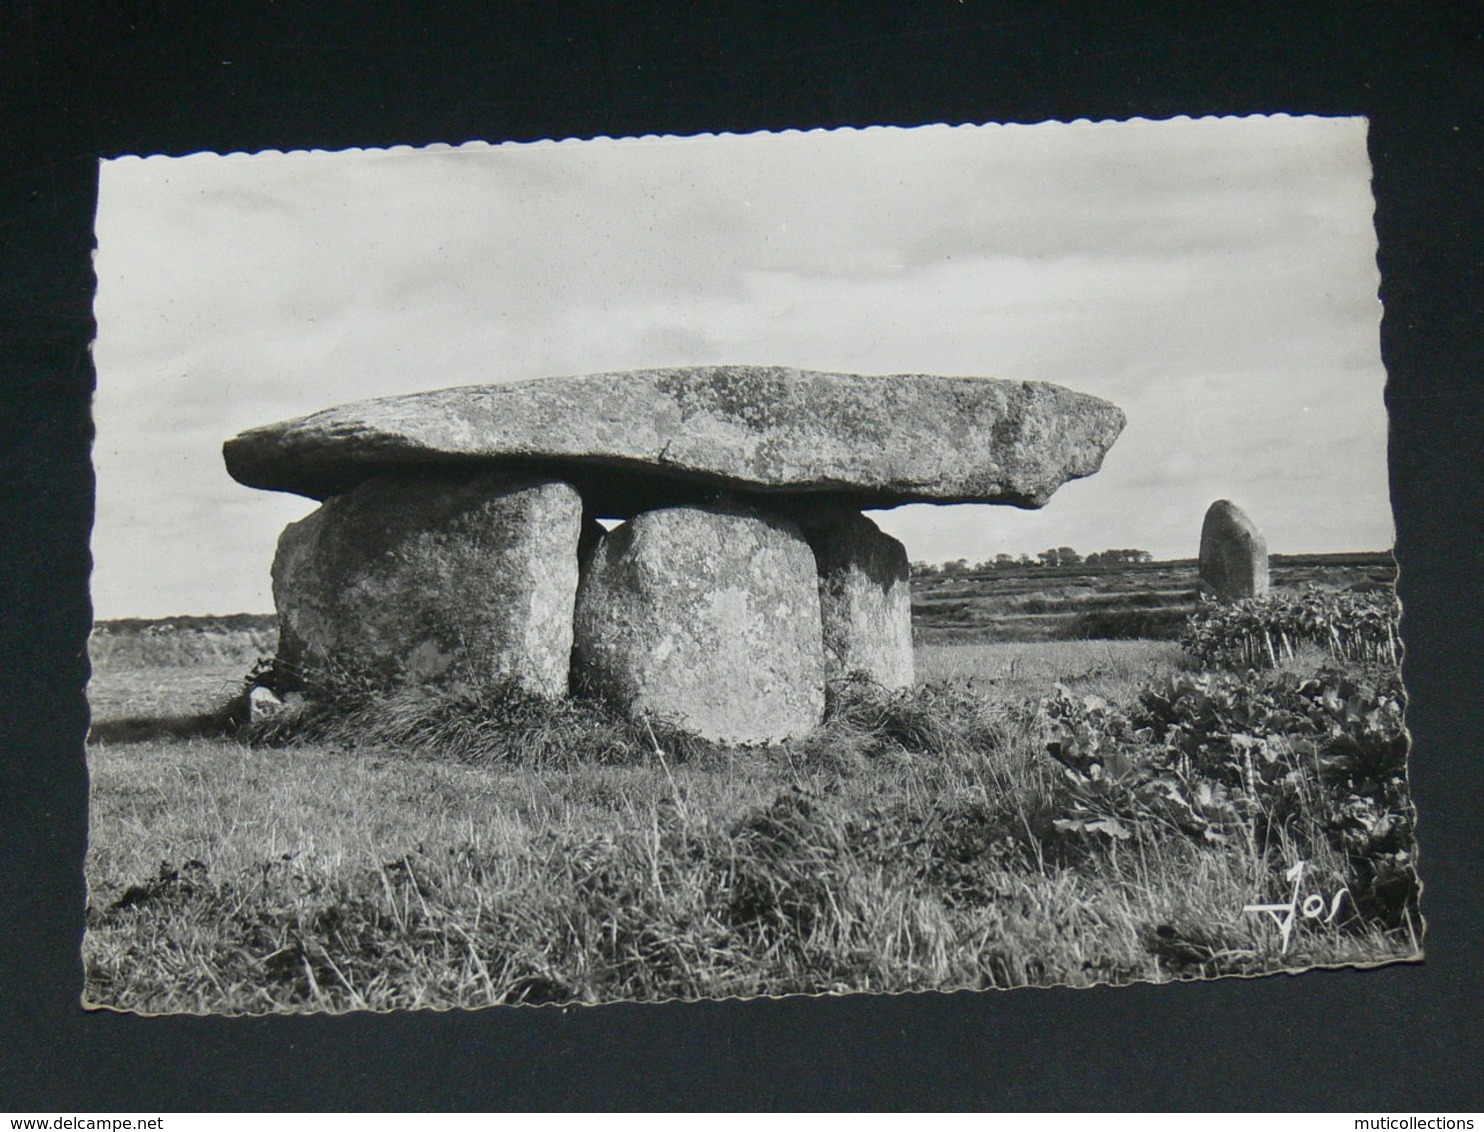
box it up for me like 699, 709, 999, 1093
1242, 860, 1350, 952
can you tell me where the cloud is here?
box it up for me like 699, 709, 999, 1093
91, 117, 1388, 617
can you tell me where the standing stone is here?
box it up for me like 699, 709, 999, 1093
272, 471, 583, 696
794, 504, 914, 689
573, 503, 825, 744
1199, 499, 1270, 601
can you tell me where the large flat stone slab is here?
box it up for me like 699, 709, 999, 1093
272, 471, 583, 695
225, 366, 1125, 515
572, 503, 825, 744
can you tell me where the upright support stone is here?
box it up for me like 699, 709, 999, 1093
1199, 499, 1270, 601
572, 503, 825, 744
794, 504, 914, 689
272, 471, 583, 696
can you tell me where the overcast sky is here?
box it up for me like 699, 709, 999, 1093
92, 116, 1390, 619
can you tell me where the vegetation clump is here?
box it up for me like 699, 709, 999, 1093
1040, 665, 1416, 929
809, 673, 1010, 758
239, 662, 720, 769
83, 612, 1420, 1013
1181, 589, 1401, 669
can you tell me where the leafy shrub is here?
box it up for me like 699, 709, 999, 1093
1181, 589, 1400, 669
1040, 665, 1416, 927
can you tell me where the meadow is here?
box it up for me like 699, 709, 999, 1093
910, 552, 1398, 643
82, 563, 1419, 1013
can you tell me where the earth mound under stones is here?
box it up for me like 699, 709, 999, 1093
228, 366, 1125, 743
1199, 499, 1270, 601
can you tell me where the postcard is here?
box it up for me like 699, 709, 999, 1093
84, 116, 1416, 1013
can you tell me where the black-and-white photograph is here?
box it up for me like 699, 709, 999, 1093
84, 115, 1417, 1014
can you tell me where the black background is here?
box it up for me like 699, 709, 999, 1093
2, 0, 1481, 1112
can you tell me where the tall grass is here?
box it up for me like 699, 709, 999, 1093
915, 640, 1186, 703
84, 641, 1419, 1013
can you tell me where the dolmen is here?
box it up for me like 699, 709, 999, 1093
1199, 499, 1270, 602
225, 366, 1125, 743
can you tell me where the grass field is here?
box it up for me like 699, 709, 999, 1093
911, 552, 1398, 643
82, 601, 1420, 1013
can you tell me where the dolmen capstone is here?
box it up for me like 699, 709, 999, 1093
1199, 499, 1270, 601
226, 365, 1125, 743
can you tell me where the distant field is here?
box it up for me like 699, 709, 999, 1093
910, 552, 1398, 644
89, 613, 276, 670
85, 553, 1397, 713
88, 553, 1399, 668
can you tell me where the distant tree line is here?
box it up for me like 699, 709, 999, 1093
1084, 548, 1154, 566
910, 547, 1153, 577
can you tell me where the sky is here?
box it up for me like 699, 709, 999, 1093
91, 116, 1391, 619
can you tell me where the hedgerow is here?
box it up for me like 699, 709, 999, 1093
1181, 589, 1400, 669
